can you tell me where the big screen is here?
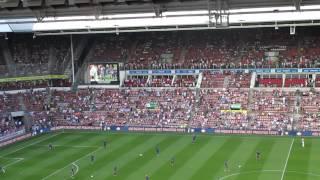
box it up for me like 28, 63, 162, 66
88, 63, 119, 84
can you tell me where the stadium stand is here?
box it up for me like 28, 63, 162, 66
201, 71, 251, 88
256, 75, 283, 87
91, 34, 130, 62
2, 27, 320, 139
298, 90, 320, 131
249, 89, 295, 131
1, 28, 320, 78
123, 76, 149, 87
8, 35, 69, 76
191, 88, 249, 129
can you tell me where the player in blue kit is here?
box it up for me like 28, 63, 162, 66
103, 140, 107, 149
90, 155, 95, 163
48, 143, 53, 150
224, 160, 229, 172
113, 165, 118, 176
0, 165, 5, 174
192, 134, 196, 143
256, 151, 261, 160
170, 157, 175, 167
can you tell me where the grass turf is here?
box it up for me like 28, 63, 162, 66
0, 131, 319, 180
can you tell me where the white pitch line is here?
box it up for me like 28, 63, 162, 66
33, 145, 99, 148
72, 162, 79, 176
280, 138, 295, 180
1, 133, 62, 157
219, 170, 281, 180
42, 147, 102, 180
287, 170, 320, 177
0, 156, 23, 160
3, 158, 24, 168
62, 131, 293, 140
219, 169, 320, 180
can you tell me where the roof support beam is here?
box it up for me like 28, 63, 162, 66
212, 0, 229, 27
293, 0, 302, 11
34, 9, 47, 22
93, 5, 102, 19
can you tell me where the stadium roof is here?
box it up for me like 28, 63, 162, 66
0, 0, 320, 35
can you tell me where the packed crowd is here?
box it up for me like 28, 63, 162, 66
298, 90, 320, 131
249, 89, 295, 131
201, 71, 251, 88
191, 89, 249, 129
124, 32, 182, 70
0, 79, 71, 91
256, 74, 283, 87
123, 75, 198, 87
0, 27, 319, 77
91, 35, 130, 62
49, 88, 195, 128
86, 27, 320, 70
0, 114, 24, 137
1, 27, 320, 80
123, 76, 149, 87
0, 35, 69, 77
1, 86, 320, 138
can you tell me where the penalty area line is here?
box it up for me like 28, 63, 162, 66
33, 145, 99, 148
41, 147, 102, 180
1, 133, 62, 157
280, 138, 294, 180
219, 169, 320, 180
71, 162, 79, 177
3, 157, 24, 168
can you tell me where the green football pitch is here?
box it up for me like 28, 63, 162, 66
0, 131, 319, 180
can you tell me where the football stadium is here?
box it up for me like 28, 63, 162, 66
1, 0, 320, 179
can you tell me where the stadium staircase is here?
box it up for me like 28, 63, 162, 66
196, 72, 203, 88
74, 48, 95, 84
17, 95, 33, 132
146, 75, 152, 85
178, 45, 188, 64
177, 32, 189, 65
171, 75, 176, 86
62, 36, 93, 82
247, 89, 255, 125
188, 87, 200, 128
45, 88, 52, 105
297, 39, 302, 65
64, 67, 72, 79
47, 46, 56, 73
223, 76, 230, 88
0, 39, 16, 75
127, 39, 138, 62
292, 91, 302, 128
187, 76, 202, 128
250, 72, 256, 88
236, 40, 247, 68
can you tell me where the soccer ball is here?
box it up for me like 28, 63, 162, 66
91, 175, 94, 178
139, 153, 143, 157
238, 165, 242, 168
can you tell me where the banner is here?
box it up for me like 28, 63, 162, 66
128, 70, 149, 75
221, 109, 247, 114
151, 70, 172, 74
302, 69, 320, 73
146, 102, 158, 109
230, 104, 241, 110
0, 75, 68, 83
275, 69, 299, 73
175, 69, 196, 74
127, 68, 320, 75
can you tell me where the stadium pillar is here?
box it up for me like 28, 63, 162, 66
70, 34, 75, 84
